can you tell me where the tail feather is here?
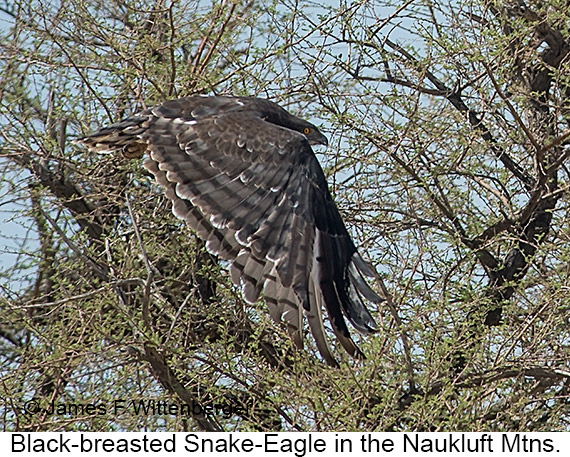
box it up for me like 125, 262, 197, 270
75, 116, 149, 157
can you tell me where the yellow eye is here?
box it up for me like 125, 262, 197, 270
303, 127, 311, 135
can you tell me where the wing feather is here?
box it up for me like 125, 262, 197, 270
264, 268, 304, 349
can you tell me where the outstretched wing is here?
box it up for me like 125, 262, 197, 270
78, 97, 381, 365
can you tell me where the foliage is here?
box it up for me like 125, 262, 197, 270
1, 0, 569, 431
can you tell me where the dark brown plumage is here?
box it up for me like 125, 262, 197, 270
77, 95, 382, 366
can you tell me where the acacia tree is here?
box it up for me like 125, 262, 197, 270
0, 0, 569, 431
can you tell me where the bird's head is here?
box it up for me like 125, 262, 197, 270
300, 123, 328, 147
263, 98, 328, 147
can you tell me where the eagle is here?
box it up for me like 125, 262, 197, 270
78, 95, 382, 366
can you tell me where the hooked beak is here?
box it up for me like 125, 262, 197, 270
309, 132, 328, 147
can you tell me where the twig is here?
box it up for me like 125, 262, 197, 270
126, 196, 154, 331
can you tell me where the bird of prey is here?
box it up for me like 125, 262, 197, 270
78, 95, 382, 366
